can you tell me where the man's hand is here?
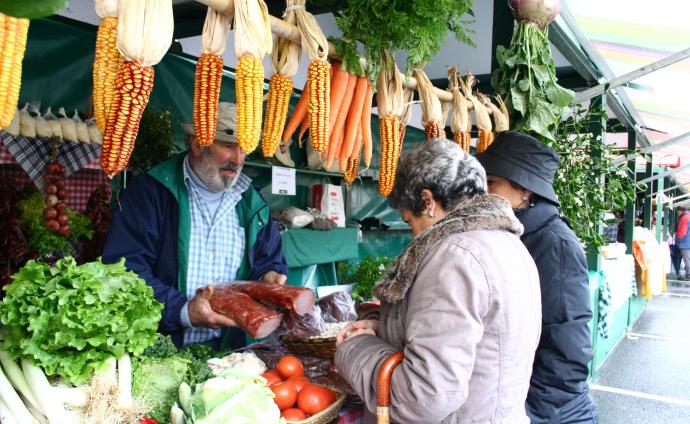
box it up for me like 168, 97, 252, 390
336, 319, 379, 346
188, 285, 237, 328
261, 271, 287, 285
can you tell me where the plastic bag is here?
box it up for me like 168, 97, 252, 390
276, 206, 314, 229
73, 110, 90, 143
317, 291, 358, 323
58, 107, 78, 142
86, 118, 102, 144
280, 305, 325, 338
43, 107, 62, 139
5, 109, 20, 135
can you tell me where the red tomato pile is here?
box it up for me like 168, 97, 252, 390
262, 355, 337, 421
42, 161, 70, 236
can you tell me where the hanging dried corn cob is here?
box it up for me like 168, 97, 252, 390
234, 0, 272, 153
413, 68, 446, 141
464, 72, 493, 154
344, 123, 363, 184
377, 52, 404, 197
448, 66, 470, 152
294, 0, 330, 152
458, 73, 474, 150
194, 7, 231, 146
92, 0, 124, 133
479, 92, 509, 143
0, 13, 29, 129
261, 0, 300, 157
100, 0, 173, 176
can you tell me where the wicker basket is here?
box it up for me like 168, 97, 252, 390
285, 387, 346, 424
280, 334, 337, 360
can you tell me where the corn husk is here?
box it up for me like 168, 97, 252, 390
271, 0, 301, 76
293, 0, 328, 61
413, 68, 444, 129
399, 87, 415, 127
377, 52, 403, 117
234, 0, 272, 59
448, 66, 469, 134
463, 72, 491, 132
479, 93, 509, 132
87, 119, 103, 144
95, 0, 118, 18
201, 6, 231, 55
117, 0, 174, 66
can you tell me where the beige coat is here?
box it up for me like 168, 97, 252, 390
335, 195, 542, 424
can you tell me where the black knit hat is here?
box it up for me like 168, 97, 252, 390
476, 131, 560, 205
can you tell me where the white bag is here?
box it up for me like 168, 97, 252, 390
313, 183, 345, 228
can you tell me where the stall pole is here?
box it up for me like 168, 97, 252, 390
655, 178, 664, 241
624, 130, 636, 254
642, 161, 654, 229
586, 95, 606, 271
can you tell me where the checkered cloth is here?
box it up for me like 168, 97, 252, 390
338, 407, 364, 423
181, 156, 252, 345
0, 132, 100, 190
598, 273, 612, 339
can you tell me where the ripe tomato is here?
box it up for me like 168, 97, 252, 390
288, 375, 310, 393
271, 381, 298, 411
277, 355, 304, 379
281, 408, 307, 421
297, 383, 336, 415
262, 369, 283, 387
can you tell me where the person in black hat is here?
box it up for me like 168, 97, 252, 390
477, 131, 598, 424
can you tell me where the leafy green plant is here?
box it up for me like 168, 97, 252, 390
547, 104, 638, 247
0, 257, 162, 385
333, 0, 474, 79
339, 256, 392, 301
129, 107, 176, 174
491, 21, 574, 141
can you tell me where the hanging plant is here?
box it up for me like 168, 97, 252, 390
548, 104, 638, 247
129, 108, 175, 174
491, 0, 573, 142
333, 0, 475, 80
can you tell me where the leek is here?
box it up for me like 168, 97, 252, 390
0, 359, 37, 423
0, 350, 41, 412
117, 353, 133, 408
21, 359, 75, 424
0, 397, 18, 424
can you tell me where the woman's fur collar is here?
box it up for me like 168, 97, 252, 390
373, 195, 523, 303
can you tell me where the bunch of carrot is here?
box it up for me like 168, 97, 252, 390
282, 61, 373, 181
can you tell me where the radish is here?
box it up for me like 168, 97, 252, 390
43, 208, 57, 220
508, 0, 560, 28
45, 195, 58, 207
46, 184, 58, 195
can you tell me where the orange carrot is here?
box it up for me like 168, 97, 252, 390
340, 120, 360, 172
340, 76, 368, 166
326, 74, 356, 169
328, 65, 351, 139
282, 84, 309, 142
361, 79, 373, 168
298, 113, 309, 147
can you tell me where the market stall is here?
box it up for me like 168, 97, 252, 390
0, 0, 682, 422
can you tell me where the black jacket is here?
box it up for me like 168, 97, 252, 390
518, 199, 597, 423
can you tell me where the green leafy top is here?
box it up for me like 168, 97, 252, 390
0, 0, 68, 19
491, 21, 574, 141
129, 108, 176, 174
339, 256, 392, 301
548, 104, 638, 247
333, 0, 475, 80
0, 257, 163, 385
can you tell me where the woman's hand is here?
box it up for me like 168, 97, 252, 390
336, 319, 379, 346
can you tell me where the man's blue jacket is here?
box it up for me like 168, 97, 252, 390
103, 153, 287, 347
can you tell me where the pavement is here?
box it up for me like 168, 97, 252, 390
590, 279, 690, 423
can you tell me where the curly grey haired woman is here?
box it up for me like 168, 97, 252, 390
335, 138, 542, 424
